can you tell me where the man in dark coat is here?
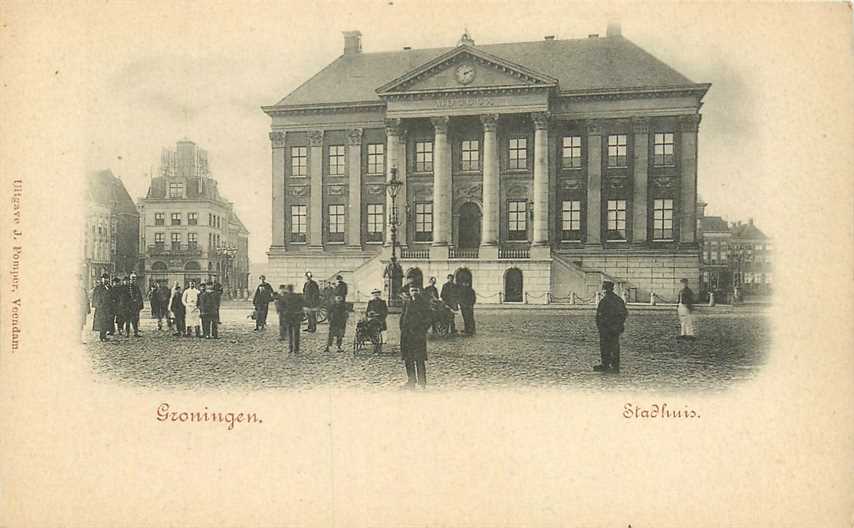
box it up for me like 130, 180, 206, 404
333, 275, 348, 302
439, 274, 459, 335
594, 281, 629, 372
91, 274, 113, 341
400, 284, 432, 388
210, 282, 223, 338
457, 281, 477, 336
112, 277, 130, 336
365, 288, 389, 353
126, 274, 144, 337
252, 275, 274, 330
170, 285, 186, 337
323, 295, 348, 353
156, 282, 172, 330
198, 283, 213, 338
276, 284, 305, 354
677, 278, 696, 341
302, 271, 320, 333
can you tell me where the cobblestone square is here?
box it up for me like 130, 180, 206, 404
85, 304, 770, 392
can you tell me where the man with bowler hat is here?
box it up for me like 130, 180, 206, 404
594, 281, 628, 372
302, 271, 320, 333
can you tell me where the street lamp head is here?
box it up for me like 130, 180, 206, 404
386, 167, 402, 199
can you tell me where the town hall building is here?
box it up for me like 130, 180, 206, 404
262, 25, 710, 303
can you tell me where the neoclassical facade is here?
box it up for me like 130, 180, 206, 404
263, 27, 710, 303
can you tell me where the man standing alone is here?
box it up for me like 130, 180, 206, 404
182, 280, 201, 337
253, 275, 274, 331
302, 271, 320, 333
276, 284, 305, 354
457, 281, 477, 336
400, 284, 432, 388
594, 281, 628, 372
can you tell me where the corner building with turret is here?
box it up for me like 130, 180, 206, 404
263, 27, 710, 303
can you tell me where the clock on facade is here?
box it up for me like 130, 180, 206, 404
455, 63, 475, 85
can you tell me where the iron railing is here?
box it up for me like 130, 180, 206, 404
449, 247, 479, 259
498, 247, 530, 259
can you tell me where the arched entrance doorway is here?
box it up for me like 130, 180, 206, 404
504, 268, 523, 303
457, 202, 482, 249
404, 267, 423, 289
454, 267, 473, 287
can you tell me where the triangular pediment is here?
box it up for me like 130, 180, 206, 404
376, 45, 557, 96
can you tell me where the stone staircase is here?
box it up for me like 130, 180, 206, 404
551, 252, 634, 300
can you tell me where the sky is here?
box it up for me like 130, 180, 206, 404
74, 1, 850, 262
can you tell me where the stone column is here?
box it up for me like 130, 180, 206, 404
480, 114, 499, 258
308, 130, 324, 248
269, 131, 286, 251
586, 121, 603, 245
679, 115, 700, 244
631, 117, 650, 243
398, 129, 408, 246
532, 112, 550, 249
431, 116, 451, 259
384, 119, 400, 248
347, 128, 363, 249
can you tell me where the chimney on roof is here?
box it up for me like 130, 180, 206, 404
544, 35, 555, 40
606, 21, 622, 38
343, 30, 362, 55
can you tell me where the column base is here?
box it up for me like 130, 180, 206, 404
530, 245, 551, 260
479, 245, 498, 259
430, 245, 449, 260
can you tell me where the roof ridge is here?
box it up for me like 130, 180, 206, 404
270, 53, 347, 107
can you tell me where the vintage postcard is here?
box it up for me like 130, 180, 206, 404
1, 1, 852, 526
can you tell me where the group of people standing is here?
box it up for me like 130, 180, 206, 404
90, 273, 145, 340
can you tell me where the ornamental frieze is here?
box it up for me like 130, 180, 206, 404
269, 131, 285, 148
327, 184, 347, 196
652, 176, 675, 189
307, 130, 324, 146
506, 184, 528, 198
455, 183, 482, 201
288, 185, 309, 197
347, 128, 363, 145
411, 184, 434, 200
561, 178, 583, 191
367, 184, 385, 196
607, 178, 630, 192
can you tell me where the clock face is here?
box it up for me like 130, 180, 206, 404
455, 63, 475, 85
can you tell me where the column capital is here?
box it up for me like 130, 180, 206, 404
480, 113, 500, 131
631, 117, 651, 134
430, 116, 450, 134
586, 120, 604, 136
307, 130, 324, 146
531, 111, 551, 130
384, 118, 402, 136
678, 114, 701, 132
347, 128, 363, 145
269, 131, 285, 148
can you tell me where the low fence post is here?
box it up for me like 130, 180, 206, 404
650, 291, 656, 306
498, 292, 503, 304
524, 292, 529, 304
709, 291, 715, 307
546, 292, 551, 304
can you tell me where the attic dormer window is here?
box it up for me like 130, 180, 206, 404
169, 182, 184, 198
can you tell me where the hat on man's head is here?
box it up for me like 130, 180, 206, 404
259, 275, 266, 280
602, 280, 615, 291
305, 271, 312, 278
680, 278, 689, 284
101, 273, 110, 279
112, 278, 121, 283
371, 288, 382, 294
336, 275, 343, 281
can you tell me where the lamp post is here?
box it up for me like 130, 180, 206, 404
384, 167, 404, 309
215, 242, 238, 298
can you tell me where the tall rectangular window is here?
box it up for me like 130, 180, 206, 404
461, 139, 480, 171
328, 205, 345, 242
290, 205, 307, 243
414, 202, 433, 242
290, 146, 307, 177
653, 133, 675, 166
170, 213, 181, 226
508, 137, 527, 169
507, 200, 528, 240
366, 204, 384, 242
561, 200, 582, 240
154, 212, 165, 226
171, 232, 181, 250
607, 134, 628, 168
561, 136, 582, 169
721, 244, 728, 263
168, 182, 184, 198
367, 144, 384, 175
606, 200, 627, 240
187, 233, 197, 249
415, 141, 433, 172
188, 212, 197, 225
328, 145, 345, 176
653, 199, 674, 240
154, 232, 164, 247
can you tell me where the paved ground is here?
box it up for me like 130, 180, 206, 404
85, 305, 769, 392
